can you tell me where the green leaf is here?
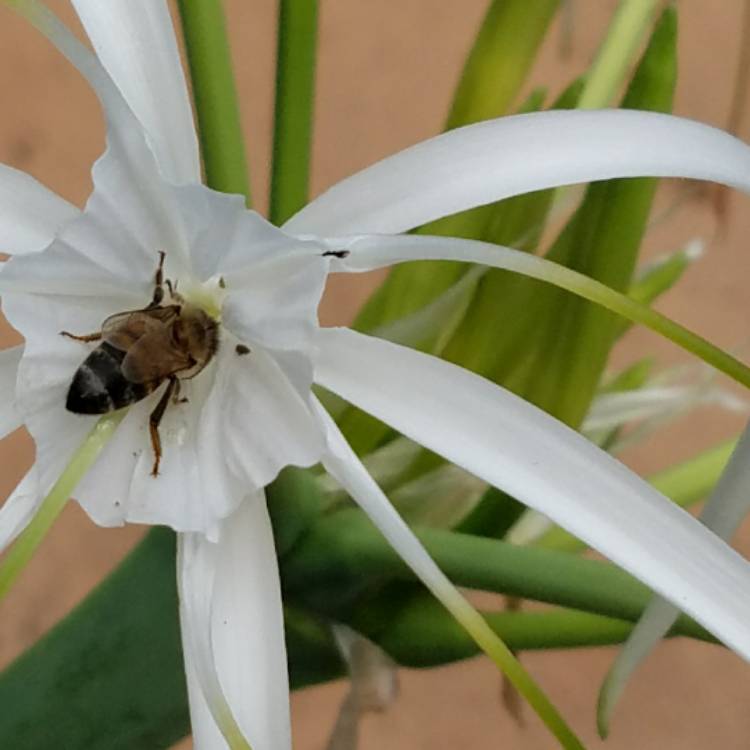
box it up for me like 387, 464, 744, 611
0, 528, 189, 750
269, 0, 318, 225
578, 0, 659, 110
505, 7, 678, 428
177, 0, 250, 202
352, 0, 559, 335
266, 466, 324, 557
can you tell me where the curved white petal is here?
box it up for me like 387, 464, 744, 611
0, 165, 78, 256
313, 327, 750, 660
75, 340, 323, 536
598, 422, 750, 734
9, 3, 193, 274
285, 110, 750, 236
178, 495, 291, 750
315, 401, 533, 684
0, 345, 23, 439
0, 469, 39, 554
72, 0, 201, 185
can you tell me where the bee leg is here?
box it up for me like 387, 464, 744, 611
60, 330, 102, 343
148, 376, 177, 477
171, 378, 189, 405
148, 251, 167, 308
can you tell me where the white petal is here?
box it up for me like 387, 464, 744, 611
168, 184, 328, 354
0, 345, 23, 439
2, 291, 131, 527
315, 400, 519, 671
0, 164, 78, 256
198, 342, 324, 491
221, 253, 328, 356
0, 469, 39, 554
10, 4, 193, 275
313, 327, 750, 659
284, 110, 750, 235
76, 340, 323, 536
599, 422, 750, 732
178, 495, 291, 750
172, 185, 317, 282
71, 0, 201, 185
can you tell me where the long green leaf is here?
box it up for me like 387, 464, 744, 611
352, 0, 559, 334
514, 8, 677, 428
177, 0, 250, 201
269, 0, 318, 225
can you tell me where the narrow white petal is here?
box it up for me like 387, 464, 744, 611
0, 165, 78, 256
178, 527, 250, 750
0, 345, 23, 439
284, 110, 750, 235
0, 469, 39, 554
72, 0, 201, 185
313, 328, 750, 659
599, 422, 750, 733
178, 496, 291, 750
315, 401, 514, 664
7, 3, 194, 275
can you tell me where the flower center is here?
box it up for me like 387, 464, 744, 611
178, 274, 227, 321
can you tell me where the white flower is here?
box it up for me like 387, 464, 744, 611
4, 1, 750, 748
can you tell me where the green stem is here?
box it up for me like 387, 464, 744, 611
578, 0, 658, 109
177, 0, 250, 202
269, 0, 318, 225
0, 413, 125, 599
374, 597, 711, 668
284, 509, 709, 640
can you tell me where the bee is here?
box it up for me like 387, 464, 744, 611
63, 252, 219, 476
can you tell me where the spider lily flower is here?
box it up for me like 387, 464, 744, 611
5, 1, 750, 748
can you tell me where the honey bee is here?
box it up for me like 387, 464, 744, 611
63, 252, 219, 476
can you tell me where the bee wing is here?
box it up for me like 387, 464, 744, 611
121, 327, 193, 383
102, 306, 181, 352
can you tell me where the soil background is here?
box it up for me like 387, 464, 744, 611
1, 1, 750, 748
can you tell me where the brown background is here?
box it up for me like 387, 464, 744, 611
2, 1, 750, 748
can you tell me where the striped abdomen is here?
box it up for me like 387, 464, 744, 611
66, 342, 158, 414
